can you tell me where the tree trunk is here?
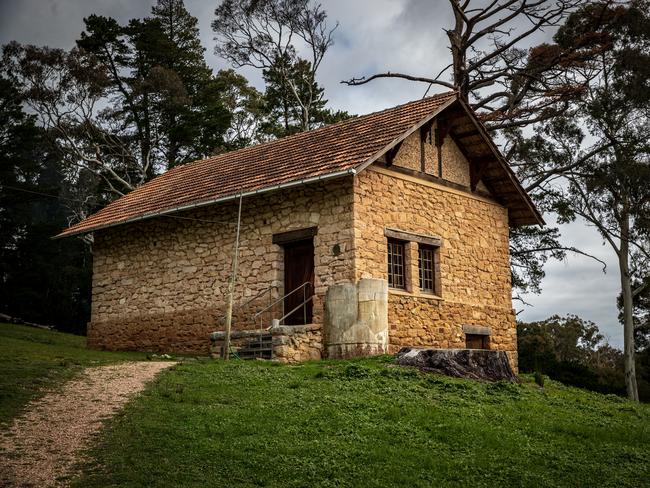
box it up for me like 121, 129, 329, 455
142, 91, 155, 181
447, 1, 469, 102
282, 94, 290, 133
302, 106, 309, 132
619, 210, 639, 401
167, 111, 177, 170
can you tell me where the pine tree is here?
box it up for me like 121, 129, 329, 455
77, 1, 231, 174
150, 0, 230, 167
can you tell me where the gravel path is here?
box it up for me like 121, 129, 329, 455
0, 361, 175, 487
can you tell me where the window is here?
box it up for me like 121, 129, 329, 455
418, 245, 437, 294
384, 229, 443, 294
466, 334, 489, 350
387, 239, 406, 289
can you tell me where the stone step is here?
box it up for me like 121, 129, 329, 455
245, 341, 273, 349
236, 347, 273, 360
234, 333, 274, 360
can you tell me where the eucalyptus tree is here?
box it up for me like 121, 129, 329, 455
2, 0, 232, 200
213, 0, 339, 133
527, 0, 650, 400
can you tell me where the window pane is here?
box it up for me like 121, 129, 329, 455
418, 245, 436, 294
387, 240, 405, 289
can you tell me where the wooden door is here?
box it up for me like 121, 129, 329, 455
283, 239, 314, 325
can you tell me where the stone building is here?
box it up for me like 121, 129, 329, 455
58, 92, 543, 370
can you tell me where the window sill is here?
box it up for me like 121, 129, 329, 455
388, 289, 443, 301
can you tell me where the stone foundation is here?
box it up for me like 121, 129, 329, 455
209, 324, 322, 363
272, 325, 323, 362
87, 311, 218, 355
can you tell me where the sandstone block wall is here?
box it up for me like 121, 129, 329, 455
353, 165, 518, 369
209, 325, 322, 363
272, 325, 323, 362
89, 178, 355, 354
392, 121, 472, 187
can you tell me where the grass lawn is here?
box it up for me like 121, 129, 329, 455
0, 323, 149, 425
73, 357, 650, 488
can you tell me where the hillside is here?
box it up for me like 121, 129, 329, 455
1, 324, 648, 487
76, 358, 649, 487
0, 323, 148, 425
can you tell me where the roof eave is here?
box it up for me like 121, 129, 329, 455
352, 94, 544, 228
54, 168, 357, 239
454, 98, 545, 227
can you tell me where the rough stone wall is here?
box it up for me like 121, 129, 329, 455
89, 178, 355, 354
440, 131, 471, 186
209, 325, 322, 363
87, 124, 517, 367
272, 325, 323, 362
392, 129, 422, 172
393, 123, 471, 187
353, 166, 518, 370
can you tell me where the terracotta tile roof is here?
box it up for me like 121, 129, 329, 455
57, 92, 458, 237
57, 91, 541, 237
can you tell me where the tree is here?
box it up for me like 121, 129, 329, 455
1, 42, 135, 197
518, 315, 626, 396
213, 0, 338, 132
0, 75, 94, 332
506, 117, 609, 299
79, 3, 231, 171
535, 0, 650, 400
1, 1, 238, 333
618, 270, 650, 400
260, 55, 351, 138
343, 0, 580, 130
3, 1, 232, 202
215, 69, 268, 149
149, 0, 232, 167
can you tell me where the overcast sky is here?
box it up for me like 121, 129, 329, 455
0, 0, 625, 347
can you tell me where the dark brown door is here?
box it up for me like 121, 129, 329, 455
283, 239, 314, 325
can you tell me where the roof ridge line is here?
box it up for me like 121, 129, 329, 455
172, 91, 457, 172
353, 93, 459, 175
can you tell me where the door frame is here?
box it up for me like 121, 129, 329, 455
273, 227, 317, 325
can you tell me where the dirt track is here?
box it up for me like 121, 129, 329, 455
0, 361, 174, 487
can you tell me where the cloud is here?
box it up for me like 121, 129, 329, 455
518, 216, 623, 347
0, 0, 150, 49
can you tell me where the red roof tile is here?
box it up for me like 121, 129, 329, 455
57, 92, 540, 237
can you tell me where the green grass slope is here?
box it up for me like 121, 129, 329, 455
74, 358, 650, 488
0, 323, 148, 425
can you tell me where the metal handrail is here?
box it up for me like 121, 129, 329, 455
215, 284, 277, 325
253, 281, 312, 321
278, 295, 314, 325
